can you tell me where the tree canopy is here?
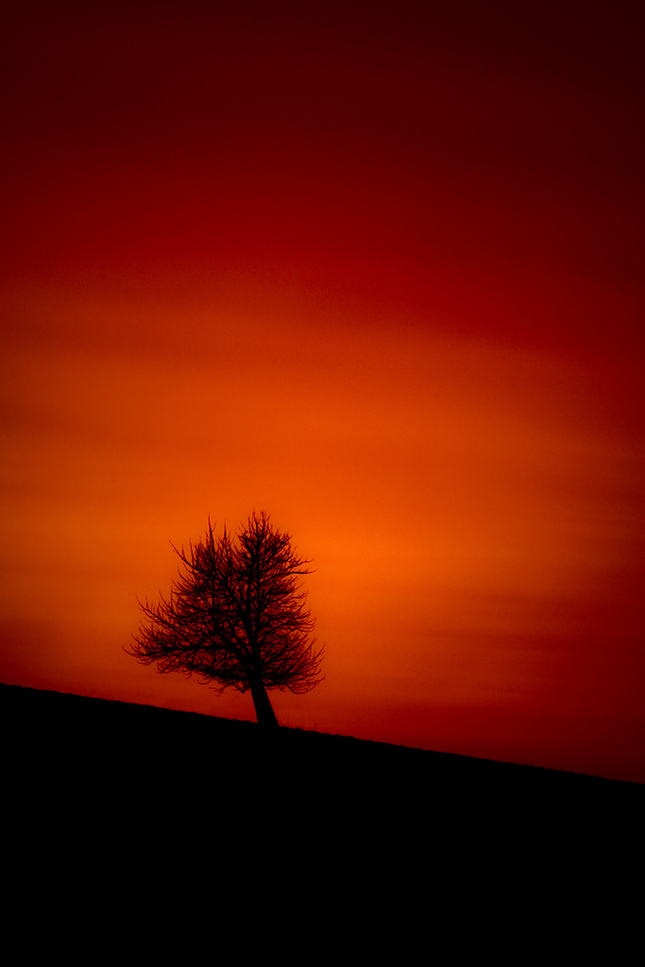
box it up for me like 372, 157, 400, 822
129, 512, 324, 726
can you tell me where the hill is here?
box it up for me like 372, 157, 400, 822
3, 681, 640, 808
3, 681, 642, 907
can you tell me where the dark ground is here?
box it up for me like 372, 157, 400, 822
4, 681, 641, 822
4, 681, 640, 785
0, 685, 645, 889
3, 681, 641, 942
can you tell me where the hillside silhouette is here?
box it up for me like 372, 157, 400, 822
4, 682, 640, 813
4, 680, 641, 937
5, 678, 643, 918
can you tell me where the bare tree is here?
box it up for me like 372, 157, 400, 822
128, 512, 324, 727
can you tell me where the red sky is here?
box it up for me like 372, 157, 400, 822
2, 1, 644, 782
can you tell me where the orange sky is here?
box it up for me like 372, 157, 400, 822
2, 2, 644, 782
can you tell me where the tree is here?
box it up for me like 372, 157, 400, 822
128, 512, 324, 727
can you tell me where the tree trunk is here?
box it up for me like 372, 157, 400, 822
250, 678, 280, 728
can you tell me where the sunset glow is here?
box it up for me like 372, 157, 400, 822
2, 2, 643, 782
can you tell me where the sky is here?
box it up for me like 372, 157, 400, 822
2, 1, 644, 782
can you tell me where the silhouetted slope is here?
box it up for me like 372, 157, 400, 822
3, 682, 640, 807
4, 680, 643, 919
5, 680, 640, 952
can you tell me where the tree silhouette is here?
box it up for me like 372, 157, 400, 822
129, 512, 324, 727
